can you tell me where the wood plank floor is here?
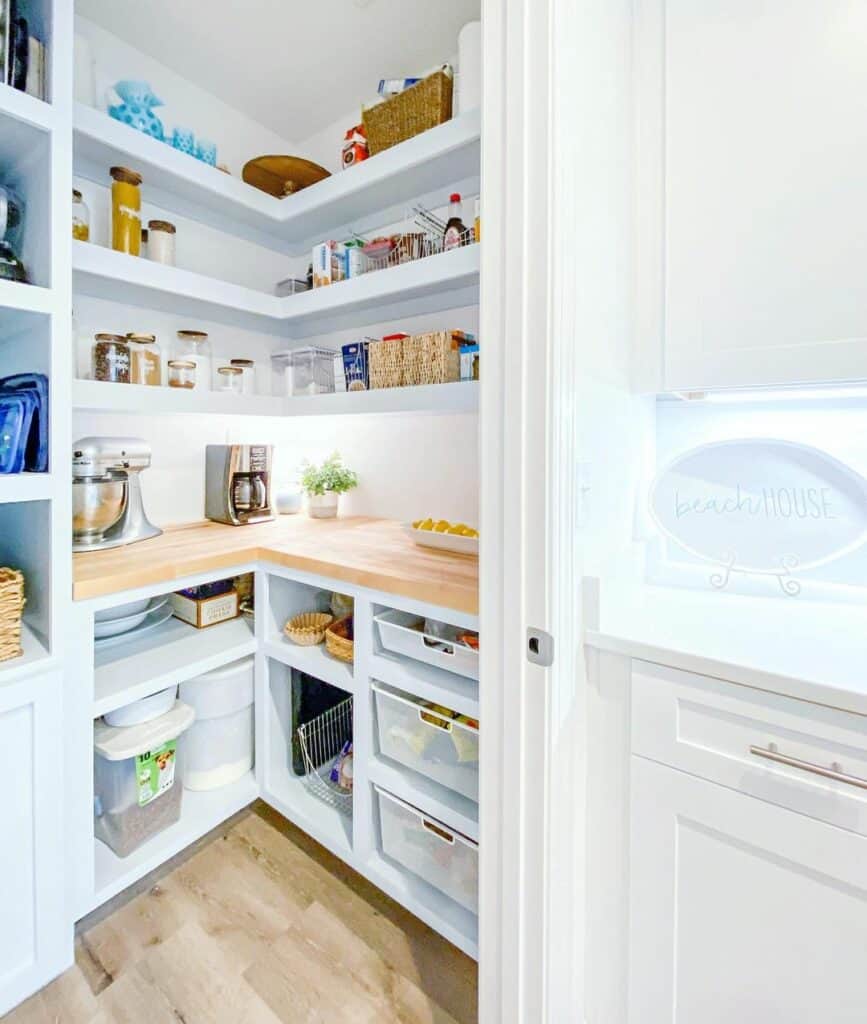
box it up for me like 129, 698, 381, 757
6, 803, 478, 1024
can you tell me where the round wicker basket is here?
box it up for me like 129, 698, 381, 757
284, 611, 333, 646
325, 616, 354, 663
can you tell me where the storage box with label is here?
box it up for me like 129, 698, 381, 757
171, 585, 240, 628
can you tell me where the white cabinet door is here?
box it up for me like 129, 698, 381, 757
630, 757, 867, 1023
637, 0, 867, 391
0, 671, 69, 1016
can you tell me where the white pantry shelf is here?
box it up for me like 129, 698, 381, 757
73, 379, 287, 418
0, 623, 52, 686
263, 638, 354, 695
91, 770, 258, 912
93, 614, 256, 718
73, 103, 481, 255
368, 756, 479, 842
0, 279, 54, 318
284, 381, 479, 417
0, 83, 57, 133
370, 651, 479, 719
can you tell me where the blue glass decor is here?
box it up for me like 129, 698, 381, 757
171, 126, 195, 155
108, 80, 165, 141
195, 138, 217, 166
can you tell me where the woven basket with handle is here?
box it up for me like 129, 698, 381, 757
362, 69, 453, 156
0, 568, 25, 663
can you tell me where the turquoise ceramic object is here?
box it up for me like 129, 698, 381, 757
171, 127, 195, 155
108, 80, 165, 141
195, 138, 217, 166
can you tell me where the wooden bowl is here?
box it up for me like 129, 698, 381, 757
242, 155, 331, 197
284, 611, 333, 646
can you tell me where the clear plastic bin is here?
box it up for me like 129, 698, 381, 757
289, 347, 337, 396
93, 702, 194, 858
375, 609, 479, 680
373, 683, 479, 802
376, 786, 478, 913
180, 656, 254, 791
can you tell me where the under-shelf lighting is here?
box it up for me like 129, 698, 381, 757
677, 383, 867, 404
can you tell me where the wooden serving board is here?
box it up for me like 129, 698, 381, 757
73, 516, 479, 614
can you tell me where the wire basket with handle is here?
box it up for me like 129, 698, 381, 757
296, 696, 353, 815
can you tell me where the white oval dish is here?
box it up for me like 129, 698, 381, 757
103, 685, 179, 728
402, 522, 479, 556
94, 598, 151, 623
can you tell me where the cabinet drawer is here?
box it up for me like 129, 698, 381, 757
631, 661, 867, 835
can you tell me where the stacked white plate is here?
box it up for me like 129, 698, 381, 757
94, 595, 172, 646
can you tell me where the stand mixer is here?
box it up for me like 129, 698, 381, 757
72, 437, 162, 551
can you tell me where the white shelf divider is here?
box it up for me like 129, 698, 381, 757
91, 770, 258, 912
262, 638, 354, 695
368, 756, 479, 842
93, 614, 256, 717
0, 474, 54, 504
74, 103, 481, 255
0, 279, 54, 318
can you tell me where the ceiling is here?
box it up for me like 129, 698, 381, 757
77, 0, 481, 141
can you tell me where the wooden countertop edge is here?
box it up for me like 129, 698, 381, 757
73, 540, 479, 615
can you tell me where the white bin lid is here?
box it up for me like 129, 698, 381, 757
94, 700, 195, 761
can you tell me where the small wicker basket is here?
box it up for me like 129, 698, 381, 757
362, 69, 453, 156
369, 337, 406, 389
325, 616, 354, 663
404, 331, 461, 386
284, 611, 333, 646
0, 568, 25, 663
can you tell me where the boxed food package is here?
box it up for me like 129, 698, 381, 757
342, 125, 369, 169
342, 339, 372, 391
171, 583, 240, 628
312, 241, 337, 288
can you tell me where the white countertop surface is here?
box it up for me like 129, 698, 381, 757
584, 582, 867, 717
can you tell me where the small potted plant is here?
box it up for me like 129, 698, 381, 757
300, 452, 358, 519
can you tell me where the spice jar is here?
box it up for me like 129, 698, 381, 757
72, 189, 90, 241
141, 228, 149, 258
110, 166, 142, 255
147, 219, 176, 265
229, 358, 256, 395
167, 360, 196, 389
92, 333, 130, 383
216, 365, 244, 394
174, 330, 212, 390
126, 333, 162, 386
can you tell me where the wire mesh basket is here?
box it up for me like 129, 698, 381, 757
296, 696, 353, 815
361, 203, 476, 273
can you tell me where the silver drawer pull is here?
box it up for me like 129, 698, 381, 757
749, 744, 867, 791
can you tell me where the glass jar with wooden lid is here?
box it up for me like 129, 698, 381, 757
110, 166, 142, 256
126, 333, 162, 386
167, 360, 196, 389
174, 330, 211, 390
72, 189, 90, 241
147, 219, 176, 265
229, 358, 256, 395
92, 334, 130, 383
216, 365, 244, 394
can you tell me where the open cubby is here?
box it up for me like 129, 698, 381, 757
0, 498, 50, 647
0, 116, 52, 288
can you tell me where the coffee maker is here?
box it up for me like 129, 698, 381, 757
205, 444, 274, 526
72, 437, 163, 551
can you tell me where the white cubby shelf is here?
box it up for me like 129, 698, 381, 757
0, 83, 57, 134
73, 103, 481, 255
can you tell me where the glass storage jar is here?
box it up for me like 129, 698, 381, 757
110, 166, 142, 256
229, 358, 256, 395
147, 219, 176, 265
174, 330, 211, 390
126, 333, 162, 386
167, 360, 196, 389
72, 189, 90, 241
92, 334, 130, 383
216, 366, 244, 394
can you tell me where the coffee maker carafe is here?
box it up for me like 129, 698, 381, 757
205, 444, 274, 526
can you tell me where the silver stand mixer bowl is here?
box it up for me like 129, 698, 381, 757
72, 477, 128, 545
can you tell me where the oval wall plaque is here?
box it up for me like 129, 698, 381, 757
649, 439, 867, 592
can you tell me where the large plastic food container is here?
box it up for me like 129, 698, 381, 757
94, 701, 194, 858
375, 786, 478, 913
374, 609, 479, 680
179, 655, 254, 791
373, 682, 479, 802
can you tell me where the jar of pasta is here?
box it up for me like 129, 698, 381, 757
110, 166, 142, 256
126, 333, 162, 386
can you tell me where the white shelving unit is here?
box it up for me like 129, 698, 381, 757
262, 637, 354, 694
72, 379, 479, 418
74, 102, 481, 255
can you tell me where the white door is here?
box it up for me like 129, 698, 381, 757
636, 0, 867, 391
0, 671, 68, 1016
630, 757, 867, 1023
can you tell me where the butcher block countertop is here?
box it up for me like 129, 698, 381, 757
73, 516, 479, 614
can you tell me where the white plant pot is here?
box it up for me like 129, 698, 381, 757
307, 491, 340, 519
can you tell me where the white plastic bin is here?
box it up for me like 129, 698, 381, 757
179, 655, 254, 791
376, 787, 479, 913
375, 609, 479, 680
373, 683, 479, 802
94, 701, 194, 858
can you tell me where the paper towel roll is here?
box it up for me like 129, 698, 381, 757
457, 20, 482, 114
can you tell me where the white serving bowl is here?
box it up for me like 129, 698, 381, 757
402, 522, 479, 556
93, 597, 168, 638
103, 686, 179, 728
94, 598, 151, 623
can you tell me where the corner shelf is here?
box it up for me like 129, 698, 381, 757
73, 102, 481, 255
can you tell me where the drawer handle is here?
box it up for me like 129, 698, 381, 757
422, 818, 455, 844
749, 744, 867, 791
419, 709, 452, 731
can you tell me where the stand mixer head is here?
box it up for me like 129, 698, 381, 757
72, 437, 163, 551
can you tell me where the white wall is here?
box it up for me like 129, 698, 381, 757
70, 409, 479, 527
75, 15, 299, 176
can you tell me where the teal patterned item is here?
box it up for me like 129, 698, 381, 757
109, 80, 165, 141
